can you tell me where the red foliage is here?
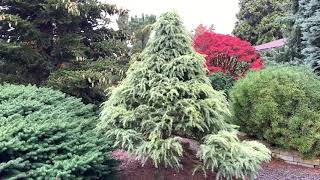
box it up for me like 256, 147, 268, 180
193, 30, 263, 78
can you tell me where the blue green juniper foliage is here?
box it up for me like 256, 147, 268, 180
0, 84, 117, 179
301, 0, 320, 75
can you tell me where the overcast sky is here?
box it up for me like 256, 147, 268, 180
103, 0, 239, 34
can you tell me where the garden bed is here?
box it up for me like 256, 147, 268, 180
112, 149, 215, 180
113, 150, 320, 180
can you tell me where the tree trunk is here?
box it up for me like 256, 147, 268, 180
154, 168, 165, 180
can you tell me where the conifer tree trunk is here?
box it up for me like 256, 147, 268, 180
155, 168, 165, 180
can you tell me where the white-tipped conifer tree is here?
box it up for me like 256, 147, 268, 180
99, 12, 270, 179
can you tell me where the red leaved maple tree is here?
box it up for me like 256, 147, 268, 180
193, 30, 263, 78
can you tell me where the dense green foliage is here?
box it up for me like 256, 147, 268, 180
259, 46, 304, 67
280, 0, 320, 75
197, 131, 270, 180
231, 66, 320, 157
99, 11, 270, 179
209, 72, 235, 96
47, 58, 128, 105
0, 0, 129, 104
282, 0, 305, 63
127, 14, 157, 55
0, 84, 117, 179
260, 47, 290, 65
301, 0, 320, 75
233, 0, 286, 45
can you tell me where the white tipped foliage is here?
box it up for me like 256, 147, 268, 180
197, 131, 270, 180
99, 11, 270, 179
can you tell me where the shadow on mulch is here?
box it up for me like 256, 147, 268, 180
113, 150, 215, 180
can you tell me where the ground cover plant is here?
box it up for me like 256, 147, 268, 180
99, 11, 270, 180
0, 84, 117, 179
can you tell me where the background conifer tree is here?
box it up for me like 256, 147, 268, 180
0, 0, 129, 104
281, 0, 320, 74
281, 0, 305, 63
301, 0, 320, 74
233, 0, 286, 45
265, 0, 305, 65
99, 12, 270, 179
127, 14, 156, 55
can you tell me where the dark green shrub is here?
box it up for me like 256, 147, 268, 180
46, 59, 128, 105
209, 72, 235, 94
231, 66, 320, 157
260, 46, 304, 67
0, 84, 117, 179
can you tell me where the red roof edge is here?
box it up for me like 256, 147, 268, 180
254, 39, 286, 51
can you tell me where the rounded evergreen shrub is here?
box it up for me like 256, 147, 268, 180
0, 84, 117, 179
231, 66, 320, 157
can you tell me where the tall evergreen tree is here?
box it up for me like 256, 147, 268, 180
99, 12, 270, 179
233, 0, 286, 45
0, 0, 129, 104
282, 0, 305, 63
301, 0, 320, 74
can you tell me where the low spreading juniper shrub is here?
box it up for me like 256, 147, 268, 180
0, 84, 117, 179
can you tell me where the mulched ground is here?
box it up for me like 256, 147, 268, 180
257, 160, 320, 180
113, 150, 320, 180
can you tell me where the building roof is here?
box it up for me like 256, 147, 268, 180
254, 39, 286, 51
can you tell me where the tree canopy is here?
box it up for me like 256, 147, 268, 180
281, 0, 320, 75
193, 30, 263, 79
301, 0, 320, 74
0, 0, 129, 104
233, 0, 287, 45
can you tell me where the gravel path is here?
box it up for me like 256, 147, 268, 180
113, 150, 320, 180
257, 168, 320, 180
257, 160, 320, 180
